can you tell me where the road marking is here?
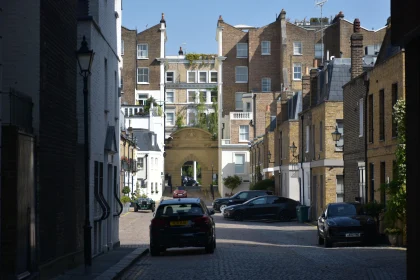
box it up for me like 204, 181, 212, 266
121, 211, 131, 217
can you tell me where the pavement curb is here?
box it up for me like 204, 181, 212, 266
94, 247, 149, 280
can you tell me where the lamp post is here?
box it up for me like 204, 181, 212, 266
76, 35, 94, 267
127, 126, 137, 198
289, 142, 298, 159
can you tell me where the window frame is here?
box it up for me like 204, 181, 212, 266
293, 42, 303, 55
198, 71, 208, 83
379, 89, 385, 141
235, 66, 248, 83
262, 77, 271, 92
315, 43, 324, 59
234, 153, 246, 174
210, 71, 218, 83
261, 41, 271, 55
235, 92, 244, 110
166, 91, 174, 103
166, 71, 175, 83
137, 43, 149, 59
239, 125, 249, 142
166, 111, 175, 126
187, 71, 196, 83
236, 43, 248, 58
187, 109, 197, 126
293, 63, 302, 80
137, 67, 149, 84
187, 90, 197, 104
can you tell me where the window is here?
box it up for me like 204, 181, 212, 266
137, 44, 148, 59
336, 175, 344, 202
251, 197, 266, 205
198, 71, 207, 83
239, 125, 249, 141
187, 71, 196, 83
210, 71, 218, 83
235, 154, 245, 174
293, 42, 302, 55
245, 102, 251, 112
137, 158, 144, 169
235, 92, 243, 110
262, 78, 271, 92
137, 94, 148, 105
187, 110, 196, 126
210, 91, 217, 102
315, 43, 324, 59
166, 112, 175, 126
379, 89, 385, 140
368, 94, 374, 143
236, 43, 248, 58
261, 41, 271, 55
380, 162, 386, 204
293, 63, 302, 80
392, 83, 398, 137
235, 66, 248, 83
359, 98, 364, 137
120, 75, 124, 92
305, 126, 309, 152
166, 92, 174, 103
166, 71, 174, 83
187, 90, 196, 103
137, 68, 149, 83
199, 90, 207, 103
369, 163, 375, 201
336, 120, 344, 151
319, 121, 323, 151
121, 40, 124, 55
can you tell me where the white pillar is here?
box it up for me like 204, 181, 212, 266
193, 161, 197, 181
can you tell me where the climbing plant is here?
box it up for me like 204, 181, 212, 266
144, 96, 158, 114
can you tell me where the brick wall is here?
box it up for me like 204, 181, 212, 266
254, 93, 279, 137
121, 27, 137, 104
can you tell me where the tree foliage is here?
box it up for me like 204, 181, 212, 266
223, 175, 242, 195
250, 179, 274, 191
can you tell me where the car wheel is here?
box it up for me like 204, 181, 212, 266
150, 245, 160, 256
324, 236, 332, 248
134, 205, 138, 212
219, 204, 227, 213
277, 210, 291, 222
234, 211, 244, 221
318, 233, 324, 245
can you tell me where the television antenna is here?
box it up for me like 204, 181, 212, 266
315, 0, 328, 65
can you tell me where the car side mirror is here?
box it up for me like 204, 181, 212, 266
209, 209, 215, 215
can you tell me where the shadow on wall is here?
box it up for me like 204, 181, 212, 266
221, 162, 251, 197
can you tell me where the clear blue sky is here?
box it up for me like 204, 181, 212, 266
122, 0, 390, 55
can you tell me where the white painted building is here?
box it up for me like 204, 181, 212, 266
77, 0, 122, 256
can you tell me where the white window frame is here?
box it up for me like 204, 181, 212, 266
336, 175, 344, 202
166, 111, 175, 126
315, 43, 324, 59
235, 92, 244, 110
187, 71, 196, 83
359, 98, 364, 137
261, 41, 271, 55
198, 71, 208, 83
187, 109, 197, 126
210, 90, 217, 103
137, 94, 148, 105
166, 91, 174, 103
137, 44, 148, 59
336, 119, 344, 151
121, 40, 124, 55
166, 71, 175, 83
210, 71, 218, 83
137, 67, 149, 84
293, 42, 303, 55
187, 90, 197, 103
236, 43, 248, 58
239, 125, 249, 142
235, 66, 248, 83
137, 158, 144, 169
234, 153, 246, 174
262, 78, 271, 92
293, 63, 302, 80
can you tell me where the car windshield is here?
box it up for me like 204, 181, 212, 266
177, 186, 186, 191
155, 204, 203, 217
328, 204, 359, 217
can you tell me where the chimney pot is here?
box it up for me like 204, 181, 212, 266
353, 18, 361, 33
313, 59, 318, 68
178, 47, 183, 55
160, 13, 166, 23
218, 15, 223, 21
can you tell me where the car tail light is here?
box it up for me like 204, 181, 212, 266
151, 218, 166, 228
193, 216, 211, 232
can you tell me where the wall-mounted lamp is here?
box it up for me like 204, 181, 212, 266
289, 142, 299, 159
331, 125, 344, 148
249, 119, 254, 127
267, 151, 275, 163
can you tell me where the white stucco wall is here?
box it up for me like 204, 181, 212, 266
280, 165, 300, 202
220, 148, 251, 197
298, 163, 311, 207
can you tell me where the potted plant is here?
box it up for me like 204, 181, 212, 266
384, 228, 402, 246
223, 175, 242, 196
122, 186, 130, 196
120, 196, 131, 213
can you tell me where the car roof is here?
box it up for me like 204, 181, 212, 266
328, 202, 361, 206
159, 198, 201, 205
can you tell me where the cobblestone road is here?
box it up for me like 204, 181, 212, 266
118, 210, 406, 280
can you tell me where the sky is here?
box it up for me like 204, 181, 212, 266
122, 0, 390, 55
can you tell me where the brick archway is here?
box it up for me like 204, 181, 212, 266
164, 128, 218, 189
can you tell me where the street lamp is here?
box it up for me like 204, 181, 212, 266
267, 151, 275, 163
76, 35, 94, 267
331, 125, 343, 148
289, 142, 298, 159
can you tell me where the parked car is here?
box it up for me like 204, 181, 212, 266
149, 198, 216, 256
222, 195, 300, 221
173, 186, 188, 198
184, 178, 199, 187
212, 190, 273, 213
317, 202, 377, 248
134, 197, 156, 212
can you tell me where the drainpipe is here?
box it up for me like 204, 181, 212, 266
253, 93, 256, 139
221, 123, 225, 139
145, 153, 148, 189
300, 114, 305, 205
364, 74, 369, 203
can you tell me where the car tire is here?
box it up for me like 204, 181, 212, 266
277, 210, 291, 222
150, 245, 160, 256
318, 234, 324, 245
134, 205, 138, 212
205, 239, 215, 254
234, 211, 244, 221
219, 204, 227, 213
324, 236, 332, 248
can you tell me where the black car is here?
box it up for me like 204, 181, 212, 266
149, 198, 216, 256
184, 179, 199, 187
134, 197, 156, 212
223, 195, 300, 221
317, 202, 377, 247
212, 190, 273, 212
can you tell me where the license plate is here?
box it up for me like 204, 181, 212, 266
178, 194, 183, 196
170, 220, 188, 226
345, 233, 361, 237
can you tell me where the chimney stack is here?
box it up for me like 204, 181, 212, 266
309, 69, 319, 107
350, 18, 364, 79
302, 68, 311, 110
178, 47, 183, 55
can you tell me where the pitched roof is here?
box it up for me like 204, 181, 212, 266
132, 129, 161, 152
318, 58, 351, 102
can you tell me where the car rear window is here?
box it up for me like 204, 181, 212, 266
155, 203, 204, 217
177, 186, 186, 190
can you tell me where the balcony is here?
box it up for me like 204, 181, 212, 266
230, 112, 253, 120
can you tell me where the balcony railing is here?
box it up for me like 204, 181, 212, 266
230, 112, 253, 120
